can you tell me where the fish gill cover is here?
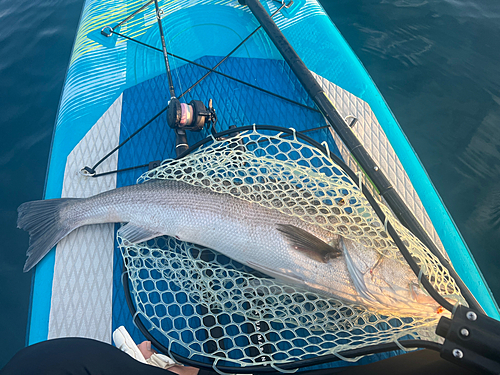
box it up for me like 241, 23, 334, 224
119, 128, 464, 367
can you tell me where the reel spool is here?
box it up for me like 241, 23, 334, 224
166, 97, 217, 157
167, 98, 215, 132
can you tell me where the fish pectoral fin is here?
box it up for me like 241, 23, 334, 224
341, 238, 378, 304
118, 223, 163, 244
276, 224, 341, 263
247, 261, 306, 287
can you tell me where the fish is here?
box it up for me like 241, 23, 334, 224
17, 179, 442, 317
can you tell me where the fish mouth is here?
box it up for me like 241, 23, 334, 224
343, 279, 446, 317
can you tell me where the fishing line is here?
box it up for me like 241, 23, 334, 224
86, 20, 320, 175
80, 106, 169, 176
109, 29, 318, 113
177, 5, 286, 100
86, 124, 330, 177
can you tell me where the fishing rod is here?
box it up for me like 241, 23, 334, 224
152, 0, 192, 156
153, 0, 174, 97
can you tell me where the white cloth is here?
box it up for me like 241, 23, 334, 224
146, 353, 177, 369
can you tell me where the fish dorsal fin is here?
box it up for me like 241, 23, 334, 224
276, 224, 342, 263
118, 223, 162, 244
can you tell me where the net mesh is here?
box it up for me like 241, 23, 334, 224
119, 128, 464, 368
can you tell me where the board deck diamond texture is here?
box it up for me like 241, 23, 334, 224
49, 95, 123, 342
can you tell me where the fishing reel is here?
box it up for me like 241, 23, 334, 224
167, 98, 217, 132
166, 97, 217, 157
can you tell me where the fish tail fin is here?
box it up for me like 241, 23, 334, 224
17, 198, 79, 272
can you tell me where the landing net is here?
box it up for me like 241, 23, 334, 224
119, 128, 464, 368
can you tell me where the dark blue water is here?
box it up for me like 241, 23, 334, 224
1, 0, 499, 368
0, 0, 84, 366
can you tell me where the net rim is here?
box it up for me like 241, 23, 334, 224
120, 125, 464, 371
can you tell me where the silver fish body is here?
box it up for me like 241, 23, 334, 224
18, 179, 440, 317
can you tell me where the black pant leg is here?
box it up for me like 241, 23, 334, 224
0, 337, 175, 375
